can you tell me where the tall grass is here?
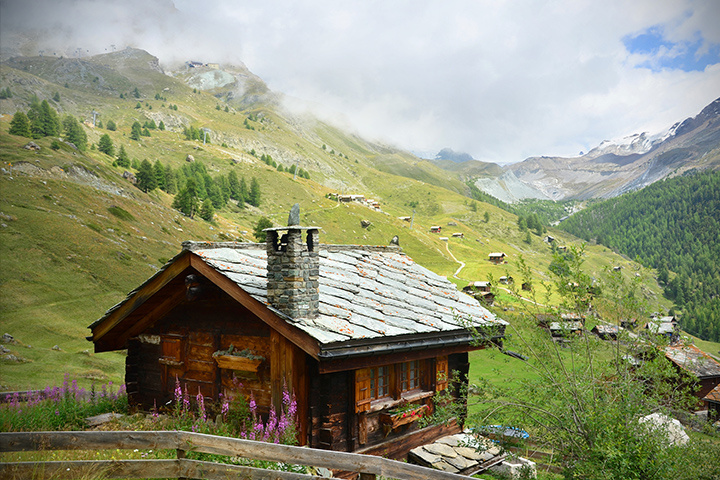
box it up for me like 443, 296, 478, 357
0, 374, 127, 431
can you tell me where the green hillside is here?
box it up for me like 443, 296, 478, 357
0, 48, 672, 392
559, 170, 720, 341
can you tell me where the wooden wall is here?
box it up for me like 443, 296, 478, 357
124, 280, 309, 443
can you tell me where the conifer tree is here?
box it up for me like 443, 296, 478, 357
199, 198, 215, 221
130, 121, 142, 140
115, 145, 130, 168
98, 134, 114, 156
153, 160, 166, 190
172, 178, 199, 218
136, 159, 157, 193
248, 177, 261, 207
62, 115, 87, 151
8, 111, 32, 137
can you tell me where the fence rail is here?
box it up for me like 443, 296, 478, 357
0, 430, 480, 480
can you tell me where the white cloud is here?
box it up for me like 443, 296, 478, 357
1, 0, 718, 164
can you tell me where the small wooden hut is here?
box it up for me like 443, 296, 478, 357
89, 211, 506, 459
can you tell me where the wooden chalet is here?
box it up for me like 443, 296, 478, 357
591, 324, 619, 341
462, 282, 494, 306
88, 211, 506, 459
703, 383, 720, 421
488, 252, 507, 264
664, 345, 720, 404
549, 321, 583, 337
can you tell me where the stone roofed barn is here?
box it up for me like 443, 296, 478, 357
88, 206, 506, 459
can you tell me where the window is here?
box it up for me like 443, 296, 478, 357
399, 360, 421, 392
370, 365, 390, 399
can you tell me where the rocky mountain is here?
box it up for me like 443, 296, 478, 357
504, 97, 720, 200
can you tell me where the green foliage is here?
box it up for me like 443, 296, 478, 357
560, 171, 720, 341
133, 87, 140, 98
253, 217, 273, 242
136, 159, 157, 193
469, 250, 712, 480
8, 111, 32, 137
106, 119, 117, 131
130, 121, 142, 140
158, 120, 165, 130
28, 99, 61, 138
0, 375, 127, 431
114, 145, 130, 168
97, 133, 114, 156
248, 177, 261, 207
50, 140, 60, 150
172, 178, 200, 218
0, 86, 12, 99
62, 115, 87, 151
199, 198, 215, 221
52, 91, 61, 102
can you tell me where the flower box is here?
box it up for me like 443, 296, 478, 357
379, 404, 430, 429
213, 354, 263, 372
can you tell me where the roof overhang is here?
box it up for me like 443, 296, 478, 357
89, 251, 321, 359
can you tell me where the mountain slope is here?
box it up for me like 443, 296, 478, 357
0, 47, 671, 391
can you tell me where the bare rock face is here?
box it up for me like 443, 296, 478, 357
23, 141, 41, 151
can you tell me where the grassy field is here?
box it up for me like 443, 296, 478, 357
0, 52, 678, 394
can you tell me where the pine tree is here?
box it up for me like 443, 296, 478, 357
239, 177, 249, 205
8, 111, 32, 137
106, 120, 117, 131
228, 170, 241, 201
115, 145, 130, 168
253, 217, 273, 242
29, 100, 60, 138
153, 160, 166, 191
62, 115, 87, 151
98, 134, 114, 156
248, 177, 261, 207
164, 165, 178, 194
158, 121, 165, 131
136, 159, 157, 193
130, 122, 142, 140
172, 178, 199, 218
199, 198, 215, 221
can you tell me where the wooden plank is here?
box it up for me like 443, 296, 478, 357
0, 459, 180, 480
355, 419, 462, 460
319, 344, 485, 374
178, 431, 475, 480
1, 431, 477, 480
180, 458, 334, 480
91, 253, 191, 343
0, 431, 180, 452
190, 255, 321, 359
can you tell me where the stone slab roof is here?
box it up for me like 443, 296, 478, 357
192, 244, 506, 347
704, 383, 720, 403
664, 344, 720, 379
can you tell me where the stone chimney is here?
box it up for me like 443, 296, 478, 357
265, 204, 320, 319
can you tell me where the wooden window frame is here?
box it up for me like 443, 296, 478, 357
356, 359, 444, 413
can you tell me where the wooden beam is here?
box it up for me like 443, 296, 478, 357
190, 255, 321, 359
319, 344, 486, 374
91, 254, 191, 343
97, 287, 188, 352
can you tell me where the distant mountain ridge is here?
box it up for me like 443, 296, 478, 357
505, 97, 720, 200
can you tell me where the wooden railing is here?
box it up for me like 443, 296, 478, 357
0, 430, 479, 480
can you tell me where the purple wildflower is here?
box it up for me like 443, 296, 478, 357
196, 388, 206, 421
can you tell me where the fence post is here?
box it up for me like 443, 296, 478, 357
177, 445, 187, 480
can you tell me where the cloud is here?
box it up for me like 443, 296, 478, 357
1, 0, 719, 164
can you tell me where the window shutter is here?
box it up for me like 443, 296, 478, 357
435, 355, 448, 392
355, 368, 372, 413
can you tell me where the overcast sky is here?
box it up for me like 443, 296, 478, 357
2, 0, 719, 164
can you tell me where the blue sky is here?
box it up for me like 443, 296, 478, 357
624, 26, 720, 72
2, 0, 719, 164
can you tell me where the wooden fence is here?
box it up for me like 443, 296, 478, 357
0, 430, 481, 480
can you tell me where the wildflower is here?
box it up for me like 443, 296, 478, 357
196, 388, 206, 421
174, 376, 182, 405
